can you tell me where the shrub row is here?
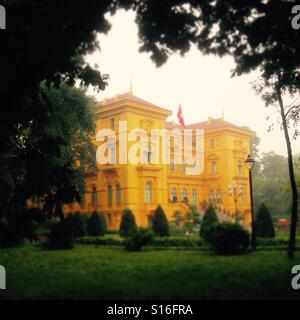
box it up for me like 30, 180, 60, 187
256, 238, 294, 246
45, 211, 107, 250
75, 236, 203, 247
75, 236, 298, 247
75, 236, 124, 246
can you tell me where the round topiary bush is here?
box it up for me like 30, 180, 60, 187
255, 203, 275, 238
47, 222, 74, 250
87, 211, 107, 236
119, 209, 137, 238
151, 205, 170, 237
206, 222, 250, 255
200, 205, 218, 240
124, 228, 153, 252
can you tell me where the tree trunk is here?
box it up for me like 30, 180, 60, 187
276, 87, 298, 259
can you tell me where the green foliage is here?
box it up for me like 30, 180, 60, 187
150, 237, 201, 248
172, 210, 183, 226
206, 223, 250, 255
185, 205, 201, 233
0, 220, 24, 248
0, 83, 98, 221
47, 222, 74, 250
76, 237, 124, 246
0, 208, 44, 247
68, 212, 87, 238
255, 203, 275, 238
253, 152, 290, 215
119, 209, 137, 238
76, 236, 202, 248
151, 206, 170, 237
87, 211, 107, 237
124, 228, 153, 252
200, 205, 218, 240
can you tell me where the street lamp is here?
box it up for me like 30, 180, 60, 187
228, 182, 243, 222
244, 154, 256, 250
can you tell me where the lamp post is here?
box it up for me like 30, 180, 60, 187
245, 154, 256, 250
228, 182, 243, 222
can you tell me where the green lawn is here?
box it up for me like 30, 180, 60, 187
1, 245, 300, 300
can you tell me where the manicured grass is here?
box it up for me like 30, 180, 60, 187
1, 245, 300, 300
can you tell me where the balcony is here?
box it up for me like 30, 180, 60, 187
101, 163, 120, 173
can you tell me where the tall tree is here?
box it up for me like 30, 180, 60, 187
253, 75, 299, 258
0, 83, 97, 221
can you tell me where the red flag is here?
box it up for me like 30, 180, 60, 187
177, 104, 185, 127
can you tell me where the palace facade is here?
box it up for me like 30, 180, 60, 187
65, 92, 253, 230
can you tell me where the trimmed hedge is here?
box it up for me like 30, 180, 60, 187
205, 222, 250, 255
255, 203, 275, 238
124, 228, 153, 252
151, 205, 170, 237
150, 237, 202, 247
75, 235, 298, 250
87, 211, 106, 236
76, 236, 202, 247
76, 237, 124, 246
119, 209, 137, 238
200, 205, 218, 240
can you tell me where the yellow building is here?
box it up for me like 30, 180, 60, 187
67, 92, 253, 230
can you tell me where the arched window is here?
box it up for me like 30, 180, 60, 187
209, 191, 215, 202
240, 188, 244, 203
238, 160, 243, 175
171, 160, 176, 173
217, 190, 223, 203
108, 185, 113, 206
182, 188, 188, 202
80, 193, 86, 207
92, 186, 97, 206
211, 161, 217, 174
116, 184, 121, 205
145, 182, 152, 204
181, 162, 186, 174
171, 188, 177, 202
192, 189, 198, 205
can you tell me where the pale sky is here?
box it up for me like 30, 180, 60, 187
86, 9, 300, 157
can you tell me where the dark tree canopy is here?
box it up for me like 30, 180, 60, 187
0, 0, 112, 151
122, 1, 300, 86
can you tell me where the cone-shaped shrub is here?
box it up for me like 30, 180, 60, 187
255, 203, 275, 238
119, 209, 137, 238
152, 205, 170, 237
200, 205, 219, 240
71, 212, 86, 237
87, 211, 107, 236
